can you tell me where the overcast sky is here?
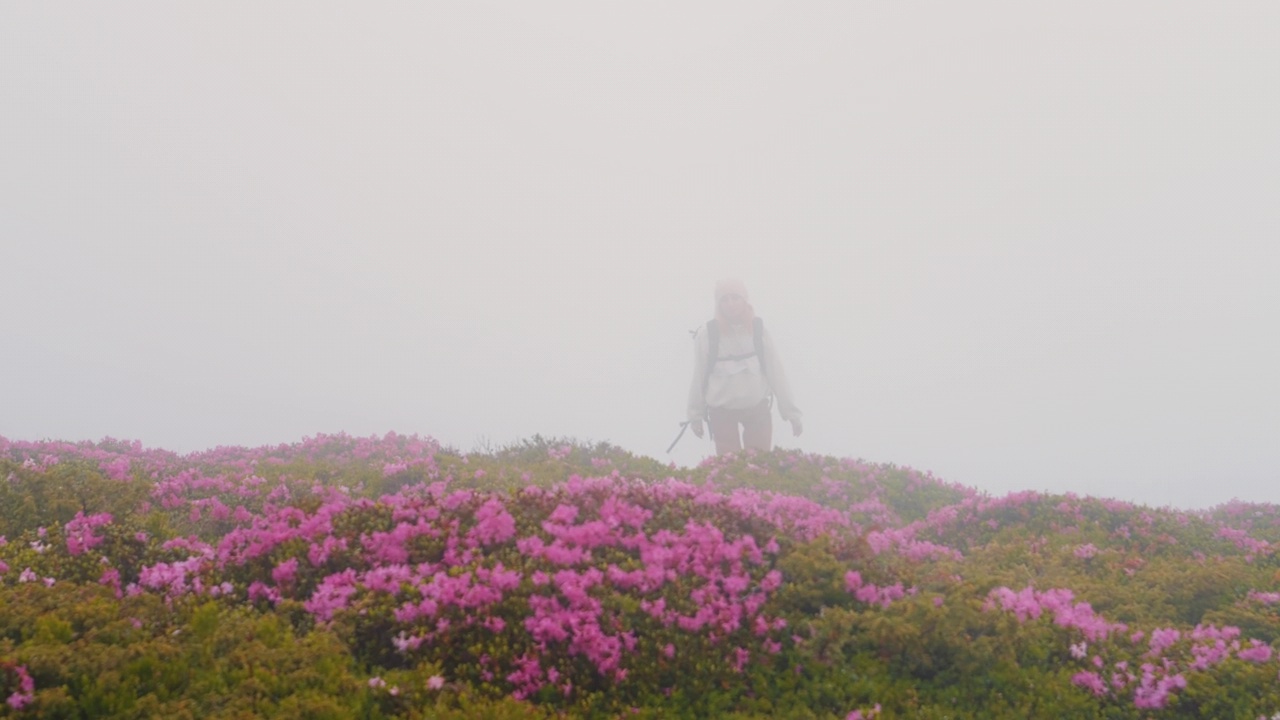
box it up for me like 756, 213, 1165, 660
3, 3, 1278, 509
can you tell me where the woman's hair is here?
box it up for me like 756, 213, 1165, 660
714, 278, 755, 334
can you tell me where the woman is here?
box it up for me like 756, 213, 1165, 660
687, 279, 803, 454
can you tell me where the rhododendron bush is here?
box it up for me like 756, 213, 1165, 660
2, 433, 1279, 718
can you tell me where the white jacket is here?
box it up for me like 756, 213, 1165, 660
686, 322, 802, 423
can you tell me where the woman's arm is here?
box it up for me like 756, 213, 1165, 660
686, 327, 710, 423
762, 329, 802, 425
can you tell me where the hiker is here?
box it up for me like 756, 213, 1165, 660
687, 279, 803, 455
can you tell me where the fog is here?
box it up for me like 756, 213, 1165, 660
3, 3, 1278, 509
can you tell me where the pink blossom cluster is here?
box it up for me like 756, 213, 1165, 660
1131, 665, 1188, 709
844, 571, 910, 609
2, 662, 35, 710
703, 451, 976, 536
984, 586, 1127, 642
16, 568, 54, 586
1071, 660, 1188, 709
845, 703, 881, 719
1068, 622, 1274, 709
127, 536, 219, 598
886, 482, 1280, 575
7, 433, 1280, 712
1217, 526, 1272, 556
63, 511, 113, 556
1073, 543, 1098, 559
865, 528, 963, 563
112, 466, 819, 696
1, 436, 173, 481
1248, 590, 1280, 605
134, 432, 440, 523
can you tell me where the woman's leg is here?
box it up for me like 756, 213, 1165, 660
707, 408, 743, 455
741, 401, 773, 451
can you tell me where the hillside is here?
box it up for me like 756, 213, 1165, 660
2, 433, 1279, 719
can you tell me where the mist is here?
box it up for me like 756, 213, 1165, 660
3, 3, 1278, 509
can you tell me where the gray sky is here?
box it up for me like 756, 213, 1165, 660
3, 3, 1278, 509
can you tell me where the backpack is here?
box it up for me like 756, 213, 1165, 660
701, 316, 767, 392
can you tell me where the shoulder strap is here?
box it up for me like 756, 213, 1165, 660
753, 317, 767, 379
703, 318, 768, 389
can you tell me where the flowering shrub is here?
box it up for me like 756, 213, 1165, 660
0, 662, 34, 711
1, 432, 1279, 718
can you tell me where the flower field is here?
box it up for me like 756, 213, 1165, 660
2, 433, 1279, 719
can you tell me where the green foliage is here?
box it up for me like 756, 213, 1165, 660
3, 436, 1280, 718
0, 460, 150, 538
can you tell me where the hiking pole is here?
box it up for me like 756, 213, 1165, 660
665, 421, 691, 454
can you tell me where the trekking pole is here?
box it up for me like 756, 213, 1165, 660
665, 421, 691, 454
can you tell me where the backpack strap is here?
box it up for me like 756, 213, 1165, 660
702, 317, 768, 392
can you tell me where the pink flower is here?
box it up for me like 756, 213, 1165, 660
1074, 543, 1098, 559
468, 497, 516, 546
304, 569, 359, 620
7, 691, 31, 710
4, 664, 34, 709
392, 631, 424, 654
64, 511, 113, 555
1238, 641, 1273, 663
1071, 671, 1108, 697
1148, 627, 1181, 656
272, 557, 299, 586
761, 569, 783, 592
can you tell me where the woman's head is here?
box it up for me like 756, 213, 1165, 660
714, 278, 754, 330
